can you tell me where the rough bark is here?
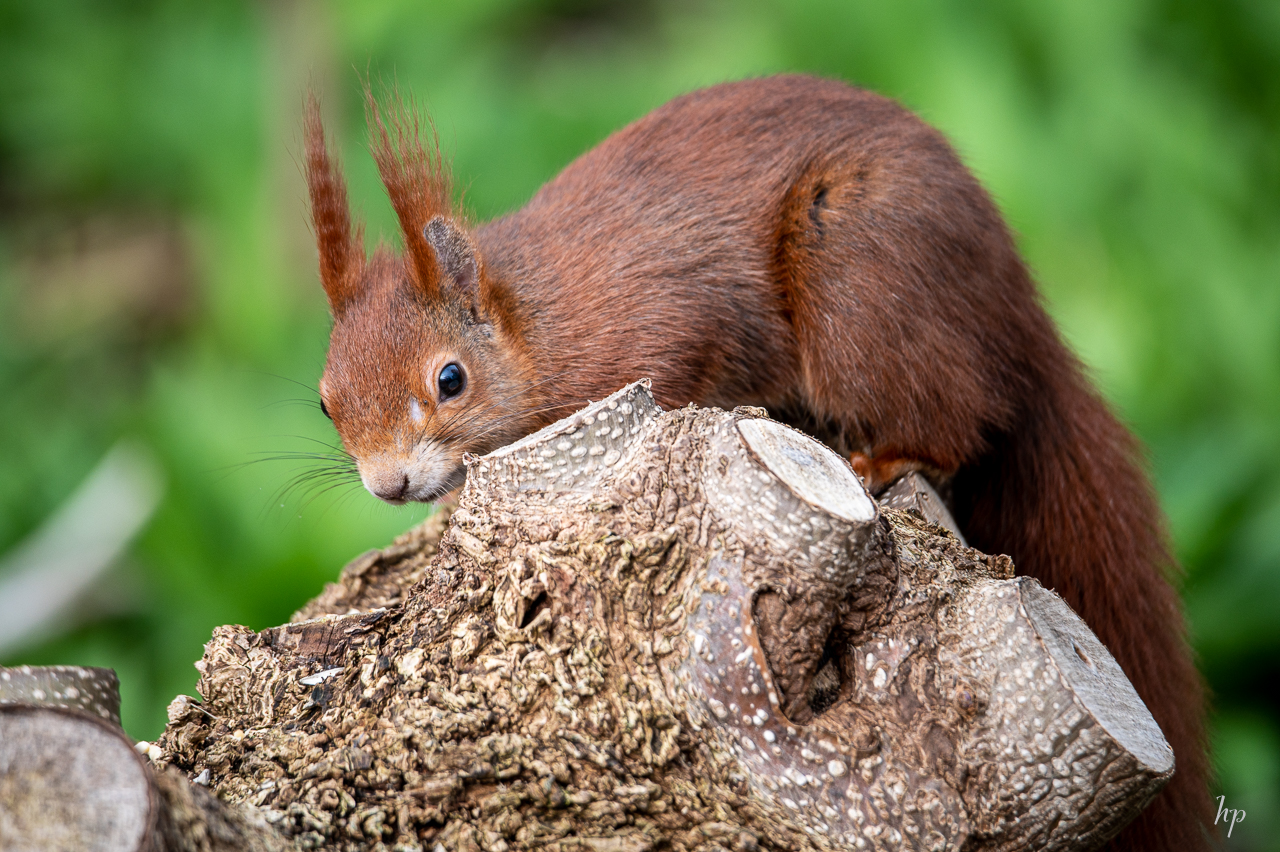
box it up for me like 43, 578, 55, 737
0, 663, 124, 723
147, 382, 1171, 852
0, 690, 292, 851
0, 382, 1173, 851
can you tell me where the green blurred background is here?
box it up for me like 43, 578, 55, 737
0, 0, 1276, 845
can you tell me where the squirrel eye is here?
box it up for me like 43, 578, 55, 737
438, 363, 465, 400
319, 399, 332, 420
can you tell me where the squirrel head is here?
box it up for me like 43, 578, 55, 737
304, 93, 536, 504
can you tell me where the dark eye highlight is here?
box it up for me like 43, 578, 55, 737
319, 399, 332, 420
438, 363, 465, 400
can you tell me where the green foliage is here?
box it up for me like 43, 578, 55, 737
0, 0, 1276, 845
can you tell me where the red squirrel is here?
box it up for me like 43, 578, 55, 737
304, 75, 1209, 851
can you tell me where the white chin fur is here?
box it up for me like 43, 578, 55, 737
359, 440, 465, 504
404, 463, 466, 502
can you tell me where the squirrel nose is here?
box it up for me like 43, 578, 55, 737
375, 476, 408, 502
363, 468, 410, 503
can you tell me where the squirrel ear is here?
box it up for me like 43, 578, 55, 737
423, 216, 478, 299
304, 94, 364, 315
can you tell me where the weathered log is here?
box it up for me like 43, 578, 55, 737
0, 668, 293, 852
0, 704, 155, 851
140, 381, 1172, 852
0, 663, 124, 722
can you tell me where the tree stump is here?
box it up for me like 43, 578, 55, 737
0, 667, 292, 852
137, 381, 1172, 852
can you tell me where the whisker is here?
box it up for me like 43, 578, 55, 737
439, 404, 580, 448
246, 452, 353, 463
439, 399, 584, 443
243, 433, 361, 518
268, 468, 365, 517
429, 384, 584, 442
280, 434, 350, 453
259, 398, 327, 413
424, 367, 580, 441
248, 370, 324, 398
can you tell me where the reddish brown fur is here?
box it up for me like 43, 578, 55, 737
366, 90, 455, 299
303, 94, 363, 314
304, 76, 1210, 850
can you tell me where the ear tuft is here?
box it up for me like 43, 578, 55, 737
424, 216, 479, 297
304, 93, 364, 314
366, 86, 456, 298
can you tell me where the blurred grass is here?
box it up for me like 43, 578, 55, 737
0, 0, 1277, 846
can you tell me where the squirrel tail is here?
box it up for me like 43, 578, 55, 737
953, 356, 1213, 852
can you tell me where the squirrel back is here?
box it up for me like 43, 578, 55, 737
306, 75, 1209, 851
